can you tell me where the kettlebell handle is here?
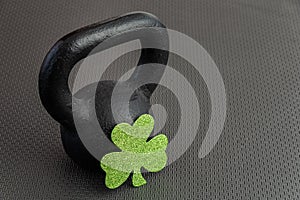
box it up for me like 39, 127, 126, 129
39, 12, 169, 131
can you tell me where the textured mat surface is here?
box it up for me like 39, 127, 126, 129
1, 0, 300, 199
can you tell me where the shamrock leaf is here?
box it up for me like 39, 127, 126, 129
100, 114, 168, 189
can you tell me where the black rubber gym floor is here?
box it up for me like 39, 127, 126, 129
1, 0, 300, 199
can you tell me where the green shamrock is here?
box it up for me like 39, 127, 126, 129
100, 114, 168, 189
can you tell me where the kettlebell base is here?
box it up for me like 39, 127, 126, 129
60, 126, 100, 170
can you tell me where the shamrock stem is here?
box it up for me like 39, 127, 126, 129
132, 171, 147, 187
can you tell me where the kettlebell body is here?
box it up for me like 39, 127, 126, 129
39, 12, 169, 169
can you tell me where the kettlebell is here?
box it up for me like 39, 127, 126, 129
39, 12, 169, 169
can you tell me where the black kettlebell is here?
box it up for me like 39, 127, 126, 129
39, 12, 169, 169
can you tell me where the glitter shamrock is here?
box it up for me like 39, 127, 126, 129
100, 114, 168, 189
